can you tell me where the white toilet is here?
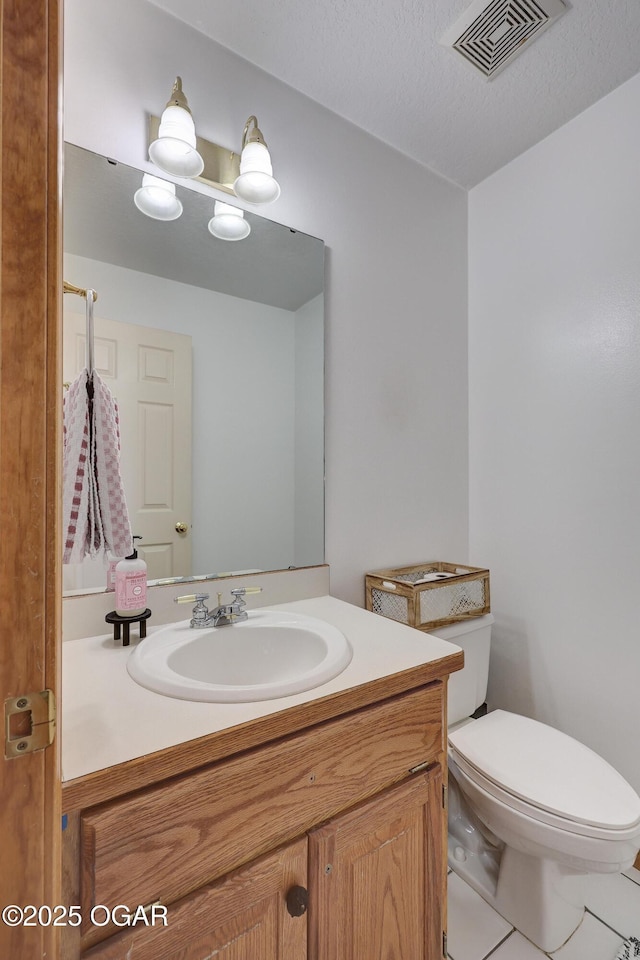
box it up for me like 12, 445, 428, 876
431, 614, 640, 952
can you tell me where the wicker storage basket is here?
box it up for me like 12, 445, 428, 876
365, 561, 490, 633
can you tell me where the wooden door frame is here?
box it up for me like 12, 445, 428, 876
0, 0, 62, 957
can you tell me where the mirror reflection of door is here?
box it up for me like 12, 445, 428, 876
62, 311, 192, 590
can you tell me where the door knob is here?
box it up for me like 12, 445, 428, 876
285, 885, 308, 917
175, 522, 188, 534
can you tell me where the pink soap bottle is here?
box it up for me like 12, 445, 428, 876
115, 536, 147, 617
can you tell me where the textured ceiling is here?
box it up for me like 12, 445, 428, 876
148, 0, 640, 188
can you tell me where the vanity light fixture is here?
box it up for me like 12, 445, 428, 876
147, 90, 281, 205
134, 173, 183, 221
148, 77, 204, 179
233, 116, 281, 205
207, 200, 251, 241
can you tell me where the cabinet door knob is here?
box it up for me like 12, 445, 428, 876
285, 884, 308, 917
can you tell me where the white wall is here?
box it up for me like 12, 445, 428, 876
64, 0, 470, 606
469, 73, 640, 791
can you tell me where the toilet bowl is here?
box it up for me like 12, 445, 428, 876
430, 615, 640, 952
448, 710, 640, 950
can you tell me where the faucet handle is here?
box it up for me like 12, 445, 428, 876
174, 593, 210, 628
228, 586, 263, 616
230, 586, 263, 609
174, 593, 209, 605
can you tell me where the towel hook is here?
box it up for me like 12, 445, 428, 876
63, 280, 98, 375
63, 280, 97, 302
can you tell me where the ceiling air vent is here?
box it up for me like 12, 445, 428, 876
440, 0, 566, 79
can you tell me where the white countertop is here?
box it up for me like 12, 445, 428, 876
62, 595, 461, 782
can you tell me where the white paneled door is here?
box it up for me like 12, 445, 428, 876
64, 311, 192, 581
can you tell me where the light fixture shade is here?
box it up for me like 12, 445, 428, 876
234, 140, 281, 204
207, 200, 251, 241
149, 79, 204, 179
134, 174, 183, 221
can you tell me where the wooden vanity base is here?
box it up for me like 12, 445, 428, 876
62, 670, 458, 960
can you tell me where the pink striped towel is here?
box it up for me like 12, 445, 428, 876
63, 369, 133, 563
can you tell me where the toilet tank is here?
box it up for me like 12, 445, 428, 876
428, 613, 493, 725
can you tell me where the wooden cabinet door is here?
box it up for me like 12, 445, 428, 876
84, 838, 307, 960
308, 765, 444, 960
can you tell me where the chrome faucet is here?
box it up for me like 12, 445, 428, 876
174, 587, 263, 628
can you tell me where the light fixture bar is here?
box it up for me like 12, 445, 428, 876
149, 116, 240, 196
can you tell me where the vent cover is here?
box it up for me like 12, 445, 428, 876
440, 0, 566, 79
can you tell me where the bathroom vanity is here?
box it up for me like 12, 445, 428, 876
61, 596, 463, 959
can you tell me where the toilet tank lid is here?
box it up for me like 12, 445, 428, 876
448, 710, 640, 830
429, 612, 494, 640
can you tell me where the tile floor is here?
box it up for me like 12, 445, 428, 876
448, 866, 640, 960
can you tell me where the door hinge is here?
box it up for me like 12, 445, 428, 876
5, 690, 56, 759
443, 783, 448, 808
443, 931, 448, 957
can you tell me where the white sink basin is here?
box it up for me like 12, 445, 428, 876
127, 609, 353, 703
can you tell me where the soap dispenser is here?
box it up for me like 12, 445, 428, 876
115, 536, 147, 617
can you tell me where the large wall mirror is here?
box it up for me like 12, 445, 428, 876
63, 143, 325, 596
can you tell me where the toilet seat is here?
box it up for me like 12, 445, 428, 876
448, 710, 640, 840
